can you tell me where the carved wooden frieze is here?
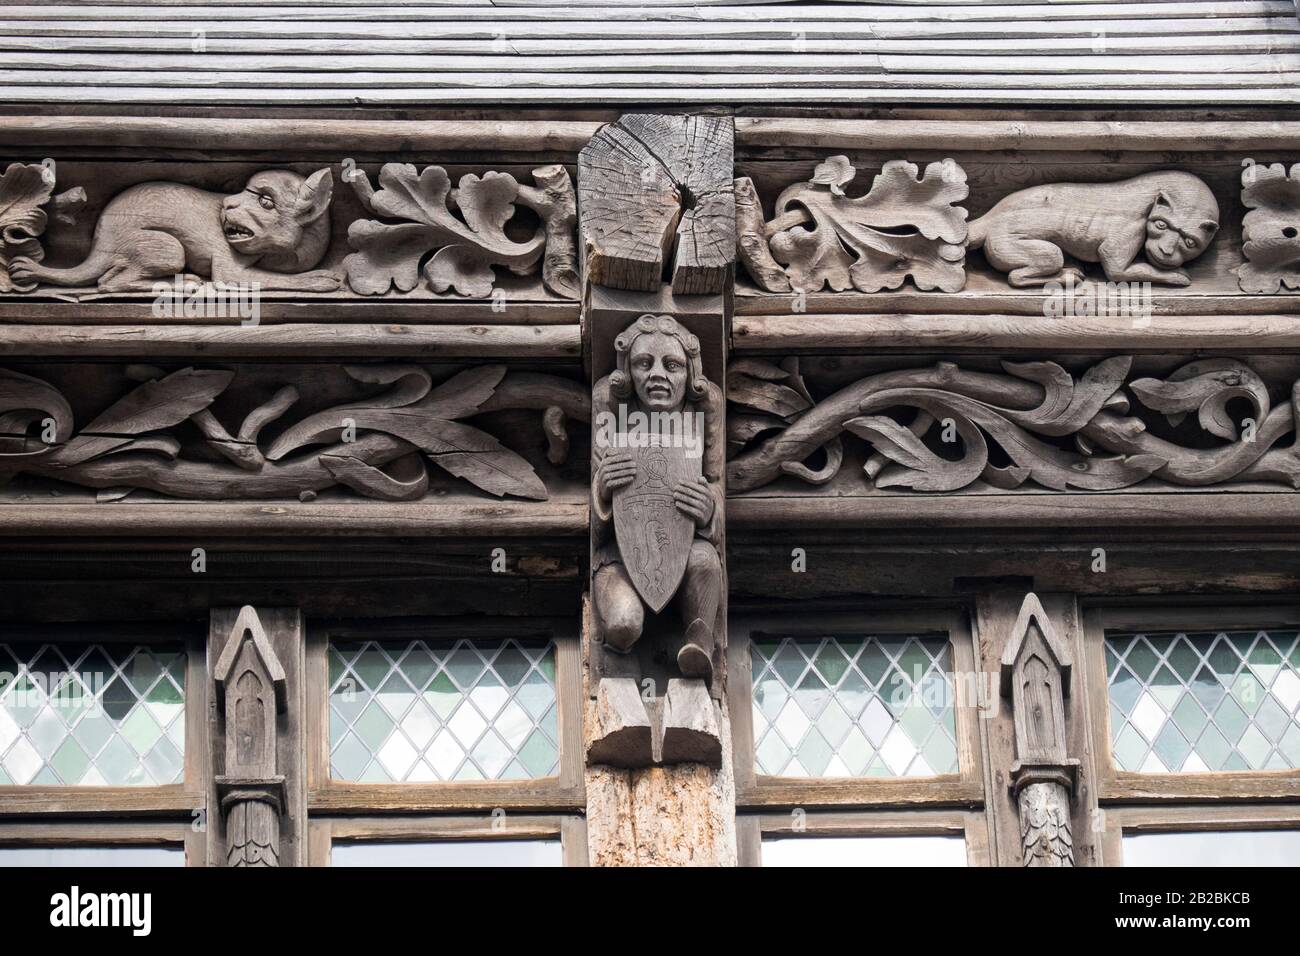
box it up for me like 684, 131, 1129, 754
344, 162, 578, 299
0, 160, 579, 301
727, 355, 1300, 495
1239, 159, 1300, 293
735, 159, 1233, 295
0, 363, 588, 502
999, 593, 1077, 867
735, 156, 969, 294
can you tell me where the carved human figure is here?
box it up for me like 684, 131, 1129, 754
967, 171, 1219, 287
11, 168, 340, 293
592, 314, 724, 682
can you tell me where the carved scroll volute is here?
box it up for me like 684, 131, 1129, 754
999, 593, 1078, 867
213, 606, 288, 868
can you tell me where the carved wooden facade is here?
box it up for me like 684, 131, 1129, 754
1, 8, 1299, 868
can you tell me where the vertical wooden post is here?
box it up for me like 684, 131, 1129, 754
207, 606, 306, 867
579, 114, 738, 866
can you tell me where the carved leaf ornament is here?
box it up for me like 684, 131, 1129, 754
727, 356, 1300, 494
0, 162, 85, 293
344, 162, 576, 299
0, 364, 585, 502
1239, 159, 1300, 293
766, 156, 969, 294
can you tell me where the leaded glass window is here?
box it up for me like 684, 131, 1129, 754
328, 637, 559, 782
1106, 630, 1300, 772
750, 634, 959, 777
0, 643, 186, 786
762, 834, 967, 867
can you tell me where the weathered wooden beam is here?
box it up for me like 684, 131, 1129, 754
579, 113, 734, 295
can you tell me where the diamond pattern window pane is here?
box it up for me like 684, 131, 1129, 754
1106, 630, 1300, 773
750, 634, 959, 778
329, 637, 559, 782
0, 643, 186, 786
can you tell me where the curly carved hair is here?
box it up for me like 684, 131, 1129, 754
609, 313, 708, 402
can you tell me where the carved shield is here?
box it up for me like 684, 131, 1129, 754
613, 436, 701, 613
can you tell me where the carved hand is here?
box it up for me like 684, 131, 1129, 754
673, 476, 715, 527
595, 451, 636, 502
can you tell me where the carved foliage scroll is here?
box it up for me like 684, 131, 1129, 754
1239, 159, 1300, 293
0, 162, 84, 293
344, 162, 578, 299
736, 156, 968, 294
727, 356, 1300, 495
0, 364, 589, 502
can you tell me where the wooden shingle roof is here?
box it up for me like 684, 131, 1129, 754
1, 0, 1298, 106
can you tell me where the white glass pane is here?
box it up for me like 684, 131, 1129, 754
762, 835, 966, 867
1122, 829, 1300, 866
0, 846, 183, 867
332, 839, 562, 867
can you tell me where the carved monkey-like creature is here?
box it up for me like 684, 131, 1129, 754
11, 168, 340, 293
967, 171, 1219, 288
592, 315, 724, 683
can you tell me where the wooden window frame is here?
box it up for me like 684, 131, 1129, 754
0, 621, 211, 818
306, 616, 584, 814
728, 606, 984, 810
1082, 602, 1300, 803
0, 819, 203, 865
1099, 803, 1300, 865
737, 809, 989, 867
309, 814, 587, 867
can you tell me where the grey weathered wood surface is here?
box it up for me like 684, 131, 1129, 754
0, 1, 1295, 105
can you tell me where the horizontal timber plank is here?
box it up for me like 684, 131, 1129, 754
0, 324, 581, 358
3, 86, 1296, 106
736, 117, 1300, 150
726, 494, 1300, 530
0, 787, 202, 816
732, 313, 1300, 353
0, 499, 589, 538
0, 114, 602, 151
309, 783, 586, 813
0, 300, 578, 326
9, 3, 1292, 23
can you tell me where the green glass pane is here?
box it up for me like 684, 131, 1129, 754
516, 728, 558, 777
123, 651, 164, 694
1166, 637, 1201, 682
1278, 723, 1300, 766
1189, 665, 1226, 711
1153, 722, 1191, 770
490, 645, 530, 687
797, 728, 833, 777
141, 736, 183, 784
755, 730, 791, 775
352, 646, 391, 691
895, 640, 931, 685
813, 642, 850, 684
353, 701, 395, 751
838, 727, 872, 775
835, 669, 871, 719
1237, 725, 1271, 768
794, 670, 831, 720
1207, 637, 1240, 677
1113, 724, 1148, 771
752, 639, 781, 663
1256, 696, 1291, 743
119, 706, 162, 755
100, 676, 136, 722
146, 676, 183, 706
857, 642, 892, 687
923, 728, 958, 774
49, 737, 89, 784
401, 646, 439, 689
1214, 696, 1249, 743
1125, 638, 1160, 681
425, 671, 462, 720
331, 732, 371, 779
535, 647, 556, 683
772, 641, 807, 686
1109, 666, 1142, 716
1231, 672, 1266, 715
817, 700, 853, 748
1194, 723, 1232, 770
899, 703, 936, 748
1172, 694, 1207, 739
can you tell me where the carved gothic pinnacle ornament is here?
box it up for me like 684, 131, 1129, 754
1000, 593, 1078, 868
214, 606, 288, 868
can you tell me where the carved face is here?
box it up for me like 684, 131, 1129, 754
1145, 191, 1219, 268
629, 332, 689, 412
220, 169, 333, 261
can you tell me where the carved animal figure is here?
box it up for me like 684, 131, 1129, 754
10, 168, 340, 292
967, 171, 1219, 288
